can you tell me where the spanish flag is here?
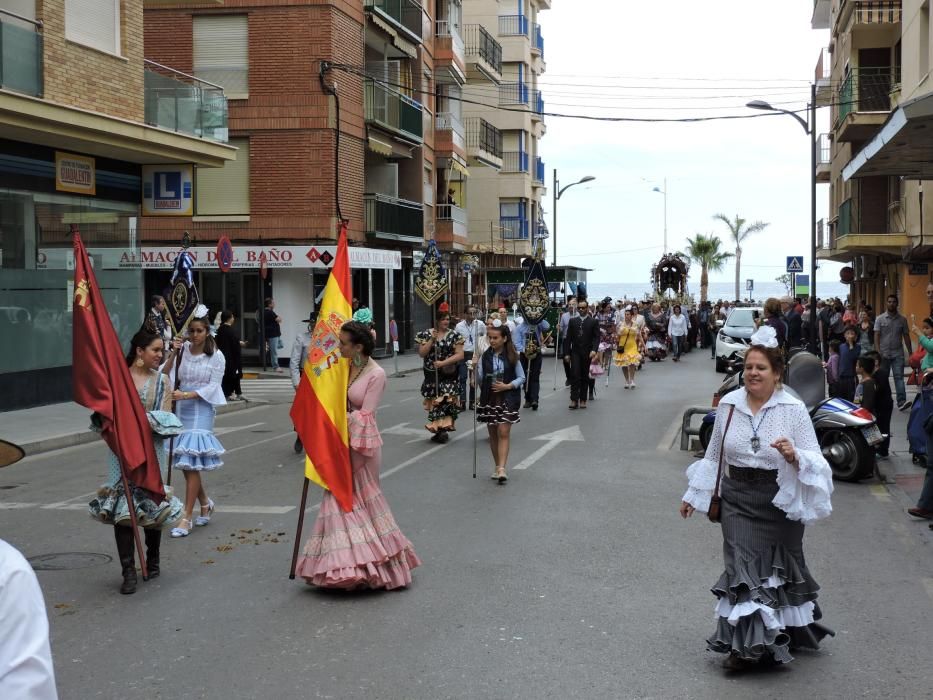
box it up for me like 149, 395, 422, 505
289, 223, 354, 512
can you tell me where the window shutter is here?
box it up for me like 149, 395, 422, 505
196, 138, 250, 215
65, 0, 119, 55
193, 15, 249, 98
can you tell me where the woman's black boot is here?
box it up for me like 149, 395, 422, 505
114, 526, 137, 594
144, 529, 161, 579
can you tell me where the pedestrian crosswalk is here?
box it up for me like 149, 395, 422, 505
235, 377, 295, 405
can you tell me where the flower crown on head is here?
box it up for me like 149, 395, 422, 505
193, 303, 209, 320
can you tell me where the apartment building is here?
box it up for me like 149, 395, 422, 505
461, 0, 549, 311
814, 0, 933, 320
0, 0, 235, 410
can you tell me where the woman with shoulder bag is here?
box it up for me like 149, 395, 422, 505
88, 325, 184, 594
476, 321, 525, 483
679, 326, 835, 671
415, 305, 465, 443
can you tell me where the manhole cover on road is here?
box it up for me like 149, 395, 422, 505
27, 553, 112, 571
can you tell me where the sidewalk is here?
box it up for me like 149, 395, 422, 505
1, 351, 425, 458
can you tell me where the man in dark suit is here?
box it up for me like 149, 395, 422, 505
563, 298, 600, 409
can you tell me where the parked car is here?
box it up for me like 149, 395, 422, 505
714, 307, 762, 372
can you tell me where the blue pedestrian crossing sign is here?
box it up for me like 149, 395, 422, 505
786, 256, 804, 273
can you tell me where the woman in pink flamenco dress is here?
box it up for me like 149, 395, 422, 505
296, 320, 422, 590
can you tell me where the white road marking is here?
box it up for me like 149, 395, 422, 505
224, 432, 295, 455
399, 396, 420, 403
217, 505, 294, 514
657, 414, 684, 452
869, 484, 892, 502
381, 427, 477, 480
42, 490, 98, 509
382, 422, 430, 438
513, 426, 585, 471
214, 422, 266, 437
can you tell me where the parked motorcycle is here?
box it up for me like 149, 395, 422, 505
698, 351, 881, 482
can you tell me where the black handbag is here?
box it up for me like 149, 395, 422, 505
708, 405, 736, 524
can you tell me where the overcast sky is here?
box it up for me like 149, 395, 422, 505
538, 0, 839, 287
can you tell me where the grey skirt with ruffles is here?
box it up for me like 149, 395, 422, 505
707, 471, 834, 663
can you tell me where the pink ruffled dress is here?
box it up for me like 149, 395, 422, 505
296, 362, 422, 590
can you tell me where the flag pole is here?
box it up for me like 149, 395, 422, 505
288, 476, 310, 579
165, 344, 184, 488
471, 362, 477, 479
553, 322, 562, 391
117, 456, 149, 581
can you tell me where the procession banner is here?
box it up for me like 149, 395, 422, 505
290, 223, 354, 512
414, 239, 448, 305
165, 248, 200, 336
72, 230, 164, 497
519, 250, 549, 325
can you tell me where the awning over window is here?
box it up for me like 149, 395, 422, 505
843, 92, 933, 181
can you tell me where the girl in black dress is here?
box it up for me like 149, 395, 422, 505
476, 323, 526, 484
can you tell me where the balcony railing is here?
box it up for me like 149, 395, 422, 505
364, 79, 424, 143
364, 0, 422, 44
0, 10, 43, 97
465, 117, 502, 158
534, 156, 544, 183
499, 82, 529, 106
533, 90, 544, 117
816, 133, 831, 166
463, 24, 502, 76
435, 19, 464, 58
502, 151, 529, 173
437, 203, 467, 224
532, 23, 544, 56
838, 199, 852, 237
498, 14, 529, 36
364, 193, 424, 241
436, 112, 465, 151
144, 60, 229, 142
838, 66, 900, 122
500, 217, 529, 240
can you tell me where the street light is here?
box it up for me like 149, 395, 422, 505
747, 86, 819, 356
651, 178, 668, 254
552, 170, 595, 267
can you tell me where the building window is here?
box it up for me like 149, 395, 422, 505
196, 138, 250, 215
65, 0, 121, 56
193, 15, 249, 99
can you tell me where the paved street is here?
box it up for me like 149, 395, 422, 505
3, 353, 933, 699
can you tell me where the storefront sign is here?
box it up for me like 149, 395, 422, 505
142, 165, 194, 216
33, 245, 402, 271
55, 152, 96, 195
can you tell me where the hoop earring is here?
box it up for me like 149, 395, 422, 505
353, 353, 363, 368
135, 358, 144, 368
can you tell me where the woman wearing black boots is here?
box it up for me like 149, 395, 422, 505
88, 326, 183, 593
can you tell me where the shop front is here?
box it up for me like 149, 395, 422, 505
137, 244, 403, 365
0, 140, 144, 410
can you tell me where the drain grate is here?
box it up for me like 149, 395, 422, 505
27, 552, 113, 571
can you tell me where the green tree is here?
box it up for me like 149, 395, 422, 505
712, 213, 770, 302
775, 273, 793, 296
684, 234, 734, 304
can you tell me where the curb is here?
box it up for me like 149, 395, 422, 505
20, 399, 264, 458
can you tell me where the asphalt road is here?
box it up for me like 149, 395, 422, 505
3, 351, 933, 699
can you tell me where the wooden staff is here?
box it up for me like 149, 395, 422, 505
165, 343, 185, 487
288, 477, 310, 579
553, 321, 562, 391
471, 361, 477, 479
117, 455, 149, 581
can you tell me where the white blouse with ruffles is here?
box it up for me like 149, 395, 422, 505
683, 388, 833, 524
165, 343, 227, 407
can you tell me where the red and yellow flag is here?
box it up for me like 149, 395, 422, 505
289, 223, 354, 511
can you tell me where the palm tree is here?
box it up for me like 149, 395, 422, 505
712, 213, 770, 301
684, 234, 734, 304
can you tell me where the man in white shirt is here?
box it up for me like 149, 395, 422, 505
454, 306, 485, 409
558, 296, 578, 386
668, 304, 690, 362
498, 306, 516, 334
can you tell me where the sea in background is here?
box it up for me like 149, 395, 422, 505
584, 280, 853, 305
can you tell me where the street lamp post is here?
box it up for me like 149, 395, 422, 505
552, 169, 595, 267
747, 84, 819, 356
652, 178, 668, 254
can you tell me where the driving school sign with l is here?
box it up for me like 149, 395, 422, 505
142, 165, 194, 216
